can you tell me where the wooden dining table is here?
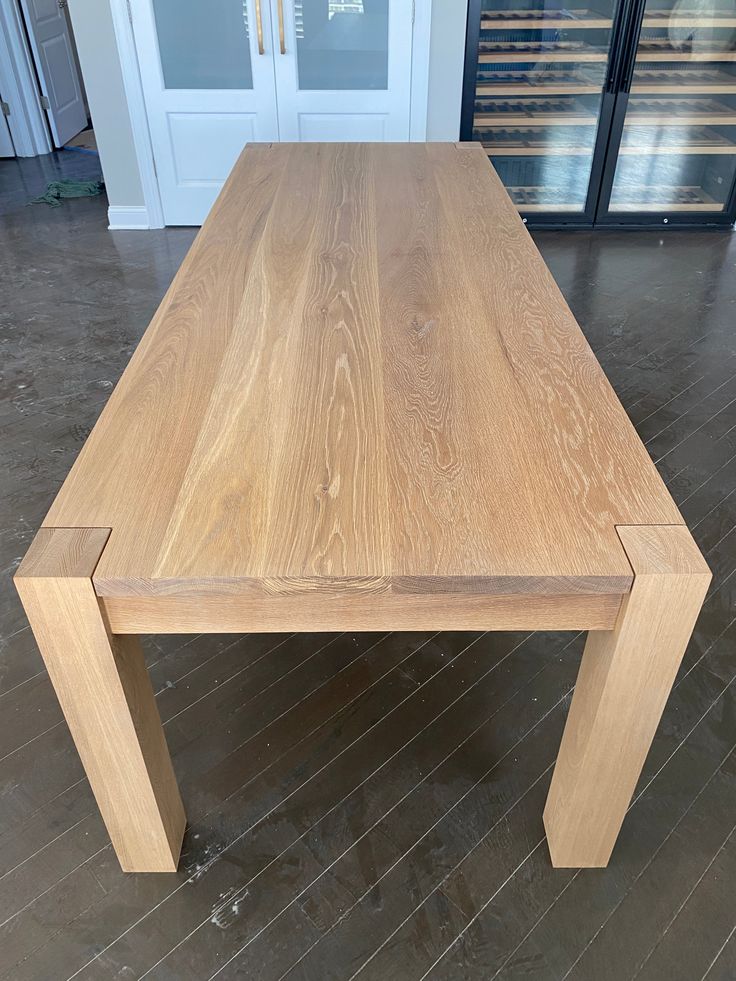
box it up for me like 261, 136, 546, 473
15, 142, 710, 873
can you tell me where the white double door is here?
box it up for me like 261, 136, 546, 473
132, 0, 415, 225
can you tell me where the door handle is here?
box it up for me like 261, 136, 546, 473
621, 0, 646, 93
604, 0, 630, 93
277, 0, 286, 53
255, 0, 265, 54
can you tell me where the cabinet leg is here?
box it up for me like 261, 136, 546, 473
14, 528, 185, 872
544, 525, 710, 868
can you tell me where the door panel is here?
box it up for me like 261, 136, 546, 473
133, 0, 279, 225
461, 0, 625, 221
41, 35, 78, 110
297, 111, 387, 139
600, 0, 736, 218
19, 0, 86, 146
271, 0, 413, 141
168, 114, 259, 181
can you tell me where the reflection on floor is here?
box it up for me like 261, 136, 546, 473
0, 147, 102, 213
1, 151, 735, 981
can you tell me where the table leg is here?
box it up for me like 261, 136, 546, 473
14, 528, 185, 872
544, 525, 711, 868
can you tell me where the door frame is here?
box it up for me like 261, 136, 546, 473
110, 0, 164, 228
110, 0, 433, 229
0, 0, 53, 156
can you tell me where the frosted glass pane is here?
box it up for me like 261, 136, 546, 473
153, 0, 253, 90
295, 1, 388, 90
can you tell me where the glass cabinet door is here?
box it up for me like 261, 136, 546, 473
467, 0, 620, 215
607, 0, 736, 214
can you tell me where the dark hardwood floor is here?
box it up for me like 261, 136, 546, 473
1, 152, 734, 980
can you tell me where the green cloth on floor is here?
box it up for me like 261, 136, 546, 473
31, 178, 104, 208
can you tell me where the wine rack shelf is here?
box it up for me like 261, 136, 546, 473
610, 185, 723, 210
479, 41, 609, 62
636, 39, 736, 61
481, 8, 613, 29
507, 186, 587, 210
479, 41, 736, 66
631, 68, 736, 93
481, 129, 596, 154
475, 97, 598, 127
642, 9, 736, 25
484, 137, 736, 159
620, 126, 736, 154
476, 70, 603, 95
474, 96, 736, 132
480, 8, 736, 30
625, 97, 736, 124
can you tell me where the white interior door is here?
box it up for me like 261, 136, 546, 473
0, 112, 14, 157
132, 0, 280, 225
270, 0, 413, 141
19, 0, 86, 146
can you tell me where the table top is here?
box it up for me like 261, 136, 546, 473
45, 142, 682, 598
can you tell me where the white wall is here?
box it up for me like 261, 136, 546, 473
68, 0, 145, 209
67, 0, 467, 220
427, 0, 467, 141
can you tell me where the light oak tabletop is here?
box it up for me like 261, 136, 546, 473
44, 142, 682, 598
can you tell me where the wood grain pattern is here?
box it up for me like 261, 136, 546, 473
544, 524, 711, 867
39, 143, 681, 603
100, 591, 623, 635
14, 529, 185, 872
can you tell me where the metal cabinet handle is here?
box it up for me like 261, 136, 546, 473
255, 0, 265, 54
277, 0, 286, 53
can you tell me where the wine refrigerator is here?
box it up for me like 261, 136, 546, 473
461, 0, 736, 225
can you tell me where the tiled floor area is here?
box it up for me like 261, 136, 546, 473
1, 151, 735, 980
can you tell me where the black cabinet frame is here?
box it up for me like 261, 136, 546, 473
461, 0, 736, 228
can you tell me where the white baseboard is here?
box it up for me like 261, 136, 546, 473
107, 205, 151, 230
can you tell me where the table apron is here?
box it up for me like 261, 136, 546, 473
100, 591, 625, 634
